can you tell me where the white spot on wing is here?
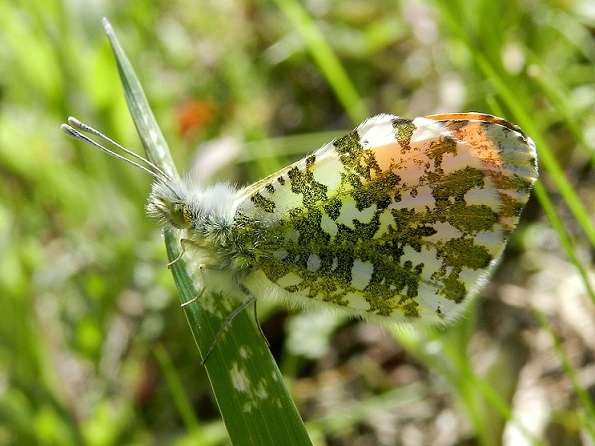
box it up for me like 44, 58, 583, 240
274, 250, 288, 260
351, 260, 374, 290
321, 214, 338, 237
411, 117, 449, 142
345, 292, 371, 310
277, 272, 303, 288
464, 181, 500, 208
311, 143, 343, 190
358, 115, 399, 148
307, 255, 321, 271
337, 202, 377, 227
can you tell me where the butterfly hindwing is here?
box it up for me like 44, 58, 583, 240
233, 114, 537, 325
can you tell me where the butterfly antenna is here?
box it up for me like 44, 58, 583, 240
61, 117, 169, 180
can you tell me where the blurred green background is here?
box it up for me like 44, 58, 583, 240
1, 0, 594, 445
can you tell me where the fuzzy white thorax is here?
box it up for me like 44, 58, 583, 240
147, 176, 238, 238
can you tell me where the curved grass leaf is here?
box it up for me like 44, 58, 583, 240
102, 18, 312, 446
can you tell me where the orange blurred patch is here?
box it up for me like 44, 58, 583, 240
175, 99, 214, 139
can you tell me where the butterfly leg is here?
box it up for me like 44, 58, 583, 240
167, 238, 193, 268
181, 288, 204, 307
237, 282, 269, 347
202, 296, 256, 364
180, 264, 206, 307
246, 286, 269, 348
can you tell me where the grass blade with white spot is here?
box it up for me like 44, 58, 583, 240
102, 18, 312, 446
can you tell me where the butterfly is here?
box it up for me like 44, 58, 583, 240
63, 112, 538, 357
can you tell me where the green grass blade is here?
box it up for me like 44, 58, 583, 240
534, 308, 595, 442
102, 18, 312, 446
532, 182, 595, 303
153, 344, 201, 434
101, 18, 177, 180
272, 0, 368, 124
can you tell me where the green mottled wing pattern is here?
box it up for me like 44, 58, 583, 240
232, 113, 538, 325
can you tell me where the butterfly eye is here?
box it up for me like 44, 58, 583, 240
170, 202, 192, 228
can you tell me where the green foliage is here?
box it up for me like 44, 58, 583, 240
1, 0, 593, 444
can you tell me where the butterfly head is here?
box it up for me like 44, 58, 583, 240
146, 179, 194, 230
61, 117, 196, 231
